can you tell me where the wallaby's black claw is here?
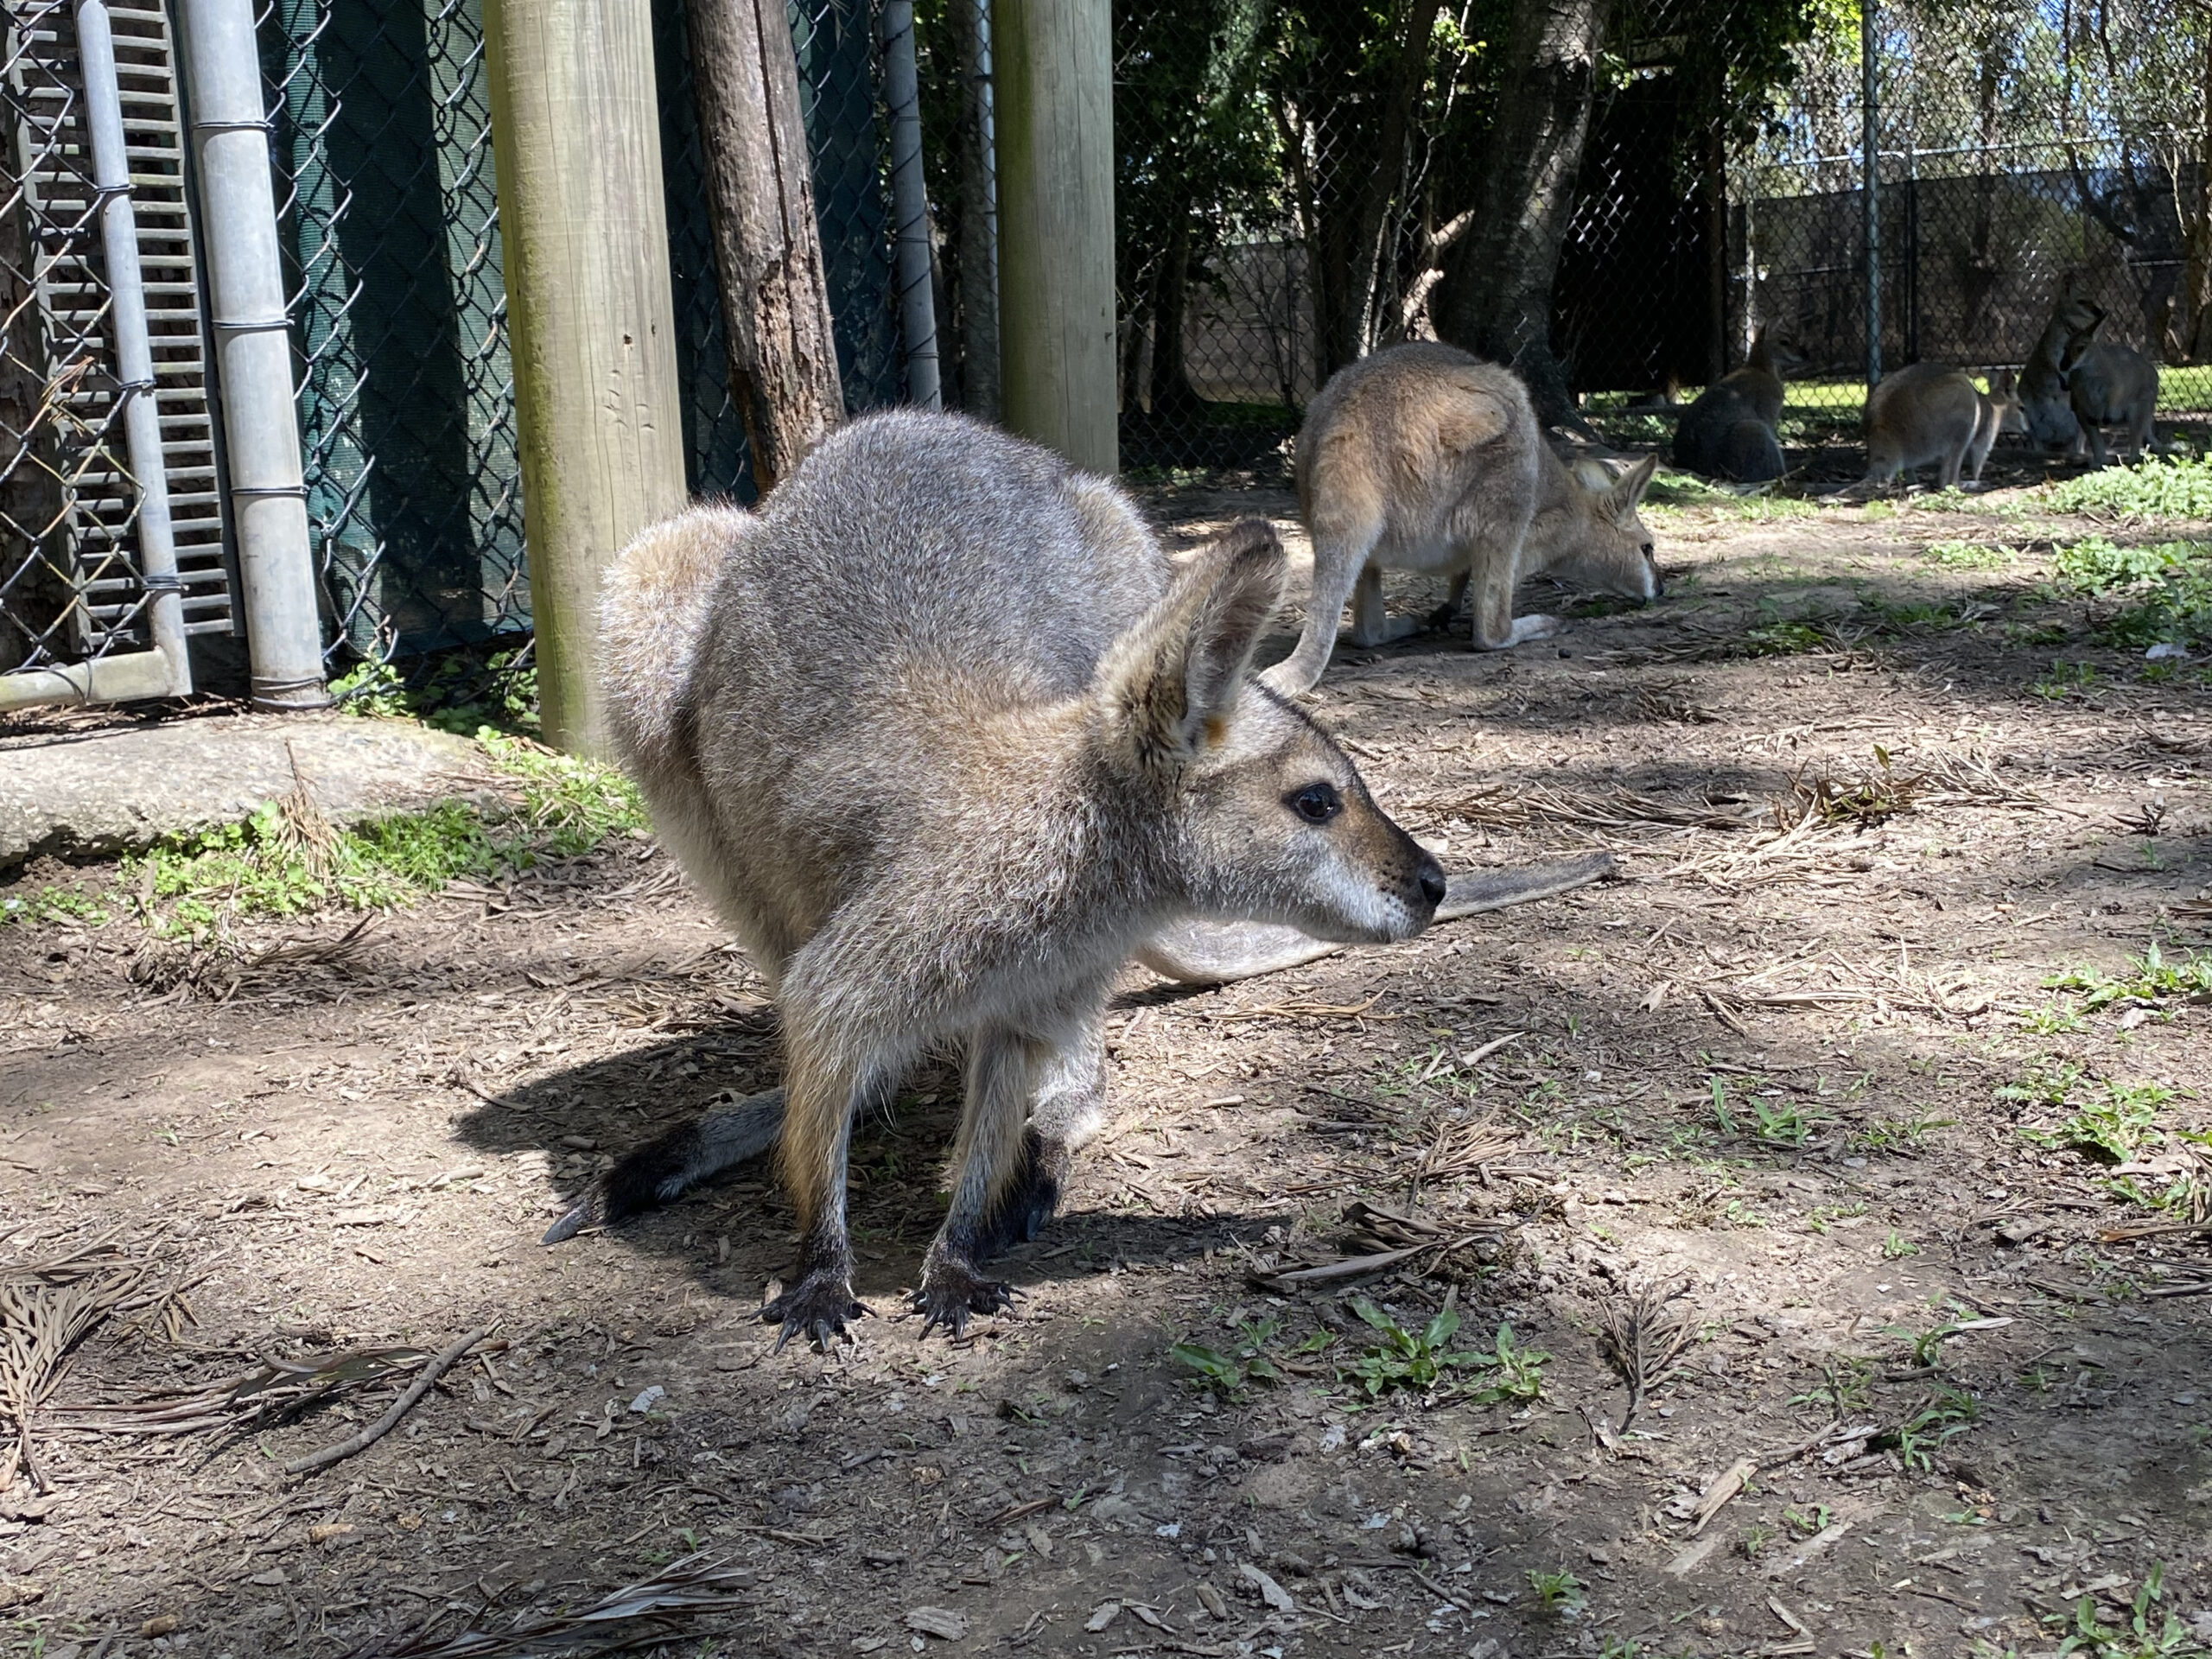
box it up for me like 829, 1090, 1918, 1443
912, 1262, 1018, 1339
761, 1275, 868, 1351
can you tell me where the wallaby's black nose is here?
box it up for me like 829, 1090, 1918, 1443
1417, 859, 1447, 910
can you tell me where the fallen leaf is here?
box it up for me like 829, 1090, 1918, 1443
1239, 1561, 1295, 1612
1693, 1456, 1758, 1534
1085, 1602, 1122, 1631
140, 1615, 180, 1637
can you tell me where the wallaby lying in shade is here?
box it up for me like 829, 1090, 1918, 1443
1859, 363, 2024, 489
1672, 325, 1797, 483
567, 410, 1618, 1347
2019, 286, 2105, 454
2062, 331, 2159, 467
1256, 341, 1661, 696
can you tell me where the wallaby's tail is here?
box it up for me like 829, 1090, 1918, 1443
542, 1085, 787, 1243
601, 505, 748, 775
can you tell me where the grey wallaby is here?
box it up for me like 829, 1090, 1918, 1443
1859, 363, 2024, 490
2061, 330, 2159, 467
1258, 342, 1661, 696
1672, 325, 1798, 483
2018, 284, 2105, 454
561, 410, 1616, 1348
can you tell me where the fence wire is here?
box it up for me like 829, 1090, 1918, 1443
1101, 0, 2212, 482
2, 0, 221, 689
260, 0, 902, 671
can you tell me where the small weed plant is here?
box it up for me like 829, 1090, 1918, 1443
1880, 1383, 1979, 1471
2002, 1065, 2174, 1163
1340, 1301, 1547, 1404
1169, 1316, 1329, 1397
2048, 944, 2212, 1015
1525, 1567, 1586, 1616
2054, 1560, 2193, 1659
1851, 1113, 1955, 1154
1922, 539, 2018, 569
2052, 535, 2212, 649
1881, 1229, 1920, 1260
2031, 659, 2101, 700
2045, 453, 2212, 517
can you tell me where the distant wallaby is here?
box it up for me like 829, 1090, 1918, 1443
2061, 334, 2159, 467
2019, 287, 2105, 454
1860, 363, 2024, 489
1673, 325, 1796, 482
584, 410, 1447, 1347
1258, 342, 1661, 696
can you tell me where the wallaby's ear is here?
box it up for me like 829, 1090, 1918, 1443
1100, 517, 1285, 764
1606, 452, 1659, 514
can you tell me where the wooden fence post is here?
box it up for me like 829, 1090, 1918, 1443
995, 0, 1116, 475
484, 0, 687, 756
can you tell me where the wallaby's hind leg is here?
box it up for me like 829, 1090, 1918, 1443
762, 1039, 887, 1349
2084, 423, 2111, 468
542, 1086, 789, 1243
915, 1029, 1041, 1338
1938, 440, 1967, 490
971, 1014, 1104, 1260
1346, 563, 1420, 648
1467, 551, 1558, 652
1259, 520, 1379, 696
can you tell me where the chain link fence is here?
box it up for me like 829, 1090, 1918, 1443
1106, 0, 2212, 481
2, 0, 225, 703
257, 0, 904, 672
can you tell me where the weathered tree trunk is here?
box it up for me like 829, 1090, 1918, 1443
1432, 0, 1611, 423
686, 0, 844, 492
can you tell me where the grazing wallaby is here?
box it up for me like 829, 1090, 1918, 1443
2019, 287, 2105, 454
2062, 334, 2159, 467
1860, 363, 2024, 489
1257, 342, 1661, 696
587, 410, 1446, 1347
1672, 325, 1796, 482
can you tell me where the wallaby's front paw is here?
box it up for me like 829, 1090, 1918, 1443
761, 1272, 868, 1351
912, 1258, 1018, 1340
1424, 601, 1461, 634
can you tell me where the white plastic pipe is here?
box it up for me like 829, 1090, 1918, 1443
175, 0, 329, 707
75, 0, 190, 696
881, 0, 941, 410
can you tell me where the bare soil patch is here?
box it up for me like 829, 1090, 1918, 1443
5, 481, 2212, 1659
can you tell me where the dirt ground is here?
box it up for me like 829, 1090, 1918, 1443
6, 469, 2212, 1659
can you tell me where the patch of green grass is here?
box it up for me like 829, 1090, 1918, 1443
2051, 536, 2212, 648
2047, 944, 2212, 1014
1922, 540, 2021, 571
2000, 1064, 2174, 1163
8, 733, 647, 935
2020, 1003, 2090, 1035
2031, 659, 2100, 700
2044, 454, 2212, 518
1881, 1228, 1920, 1260
1805, 1200, 1868, 1235
1851, 1113, 1955, 1155
1339, 1301, 1546, 1404
1881, 1383, 1979, 1471
331, 645, 541, 737
1169, 1316, 1329, 1397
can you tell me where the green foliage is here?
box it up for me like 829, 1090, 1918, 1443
2002, 1065, 2173, 1163
1170, 1316, 1330, 1396
1525, 1567, 1586, 1616
2031, 660, 2100, 700
479, 730, 648, 856
2047, 944, 2212, 1014
1881, 1383, 1979, 1472
331, 645, 540, 736
1922, 542, 2020, 573
2055, 1560, 2193, 1659
2044, 455, 2212, 518
2051, 537, 2212, 648
1881, 1228, 1920, 1260
1339, 1301, 1546, 1403
0, 885, 113, 926
1850, 1113, 1955, 1154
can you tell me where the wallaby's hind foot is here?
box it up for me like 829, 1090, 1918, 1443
971, 1124, 1068, 1258
912, 1245, 1019, 1340
540, 1087, 786, 1244
763, 1268, 868, 1351
1475, 613, 1561, 651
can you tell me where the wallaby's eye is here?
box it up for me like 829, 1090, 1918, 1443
1641, 542, 1656, 559
1287, 782, 1342, 825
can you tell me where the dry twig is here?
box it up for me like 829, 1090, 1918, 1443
1595, 1277, 1694, 1432
344, 1554, 753, 1658
286, 1327, 489, 1475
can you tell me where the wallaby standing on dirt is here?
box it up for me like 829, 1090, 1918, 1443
1672, 325, 1796, 482
2062, 331, 2159, 467
586, 410, 1446, 1347
1258, 342, 1661, 696
1859, 363, 2024, 489
2019, 287, 2105, 454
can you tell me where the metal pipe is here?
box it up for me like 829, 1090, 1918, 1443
175, 0, 330, 708
75, 0, 190, 696
1862, 0, 1881, 389
881, 0, 942, 410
